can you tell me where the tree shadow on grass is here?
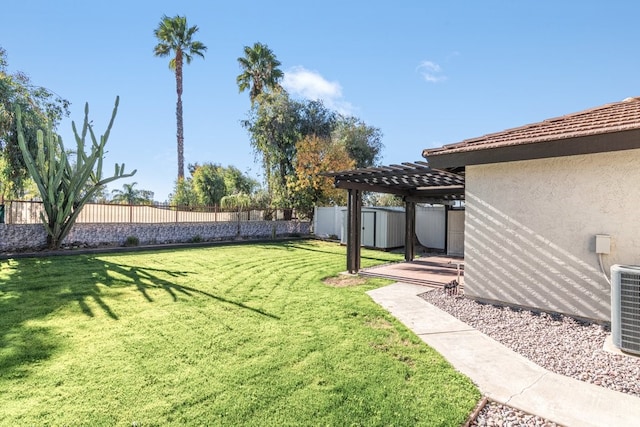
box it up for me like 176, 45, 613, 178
100, 260, 279, 319
0, 254, 278, 380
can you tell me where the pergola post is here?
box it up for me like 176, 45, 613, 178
346, 189, 362, 273
404, 200, 416, 262
444, 204, 450, 255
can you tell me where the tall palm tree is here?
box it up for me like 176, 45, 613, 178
236, 42, 284, 105
153, 14, 207, 180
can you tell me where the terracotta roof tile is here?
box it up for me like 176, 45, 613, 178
423, 97, 640, 157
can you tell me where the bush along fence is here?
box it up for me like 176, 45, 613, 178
0, 221, 310, 253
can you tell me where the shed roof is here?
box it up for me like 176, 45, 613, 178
423, 97, 640, 168
325, 161, 464, 202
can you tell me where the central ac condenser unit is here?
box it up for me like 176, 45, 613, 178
611, 264, 640, 355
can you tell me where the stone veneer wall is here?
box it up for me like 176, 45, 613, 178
0, 221, 310, 252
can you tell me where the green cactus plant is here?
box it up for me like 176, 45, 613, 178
16, 96, 136, 249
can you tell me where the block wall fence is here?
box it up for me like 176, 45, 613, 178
0, 221, 310, 252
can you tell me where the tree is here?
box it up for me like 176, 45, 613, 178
16, 97, 136, 249
171, 163, 259, 207
219, 165, 259, 195
187, 162, 259, 206
236, 42, 284, 106
243, 94, 341, 204
242, 83, 384, 215
366, 193, 403, 207
191, 164, 226, 206
298, 100, 336, 139
333, 116, 383, 168
88, 184, 109, 203
243, 91, 300, 209
169, 177, 197, 207
111, 182, 154, 205
0, 46, 70, 200
153, 15, 207, 180
221, 192, 252, 237
250, 188, 270, 208
189, 163, 260, 206
288, 135, 354, 220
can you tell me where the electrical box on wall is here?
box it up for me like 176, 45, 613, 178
595, 234, 611, 255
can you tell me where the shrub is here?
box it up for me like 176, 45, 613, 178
124, 236, 139, 247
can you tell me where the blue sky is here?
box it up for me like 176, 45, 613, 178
2, 1, 639, 201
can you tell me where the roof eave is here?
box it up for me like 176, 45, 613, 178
423, 128, 640, 169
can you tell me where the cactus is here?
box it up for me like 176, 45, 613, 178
16, 96, 136, 249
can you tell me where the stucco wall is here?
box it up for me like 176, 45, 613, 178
464, 148, 640, 321
0, 221, 310, 253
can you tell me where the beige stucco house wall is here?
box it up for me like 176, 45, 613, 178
463, 148, 640, 321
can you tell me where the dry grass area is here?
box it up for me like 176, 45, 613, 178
322, 274, 368, 287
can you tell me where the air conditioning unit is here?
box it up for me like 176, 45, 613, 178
611, 264, 640, 355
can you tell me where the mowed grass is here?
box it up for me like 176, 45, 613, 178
0, 240, 480, 426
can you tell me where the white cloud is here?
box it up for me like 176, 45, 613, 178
283, 66, 342, 99
417, 60, 447, 83
445, 51, 460, 62
283, 66, 354, 115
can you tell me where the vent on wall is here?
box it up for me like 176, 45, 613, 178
611, 265, 640, 355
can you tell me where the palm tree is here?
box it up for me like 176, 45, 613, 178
236, 42, 284, 105
153, 15, 207, 180
111, 182, 154, 205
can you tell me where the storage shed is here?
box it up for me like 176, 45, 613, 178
314, 204, 463, 254
340, 207, 405, 249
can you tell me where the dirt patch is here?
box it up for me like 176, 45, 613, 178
366, 318, 394, 330
323, 275, 368, 287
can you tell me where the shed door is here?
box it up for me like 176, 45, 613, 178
361, 212, 376, 247
447, 210, 464, 256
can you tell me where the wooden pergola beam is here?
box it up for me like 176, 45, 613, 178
335, 181, 412, 196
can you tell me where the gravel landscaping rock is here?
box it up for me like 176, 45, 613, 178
420, 290, 640, 426
471, 400, 560, 427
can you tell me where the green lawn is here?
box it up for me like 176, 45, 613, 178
0, 240, 479, 426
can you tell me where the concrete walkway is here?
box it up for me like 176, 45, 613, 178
367, 282, 640, 427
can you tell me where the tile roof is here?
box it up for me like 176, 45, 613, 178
423, 97, 640, 158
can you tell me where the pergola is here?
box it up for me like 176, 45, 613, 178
325, 161, 465, 273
